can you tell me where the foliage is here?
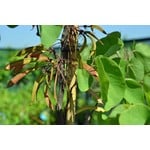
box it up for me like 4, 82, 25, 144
3, 25, 150, 124
0, 50, 55, 124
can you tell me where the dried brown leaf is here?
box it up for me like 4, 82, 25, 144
83, 63, 98, 80
5, 58, 32, 73
17, 44, 45, 56
7, 70, 31, 87
32, 75, 44, 101
44, 87, 54, 110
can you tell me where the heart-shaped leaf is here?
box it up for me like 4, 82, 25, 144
95, 56, 125, 110
96, 32, 123, 56
40, 25, 62, 48
124, 78, 145, 104
119, 104, 150, 125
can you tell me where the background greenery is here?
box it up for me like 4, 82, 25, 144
0, 49, 56, 124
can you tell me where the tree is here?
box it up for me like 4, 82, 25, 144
5, 25, 150, 125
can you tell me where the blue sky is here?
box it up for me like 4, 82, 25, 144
0, 25, 150, 49
0, 26, 40, 49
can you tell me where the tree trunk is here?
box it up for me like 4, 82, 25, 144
56, 25, 78, 124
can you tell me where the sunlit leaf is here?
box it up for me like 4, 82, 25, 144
134, 43, 150, 72
95, 107, 105, 112
119, 59, 128, 78
80, 46, 91, 62
142, 74, 150, 105
135, 43, 150, 58
76, 69, 89, 92
95, 56, 125, 110
40, 25, 62, 48
95, 56, 109, 102
144, 74, 150, 91
124, 78, 145, 104
109, 104, 130, 118
119, 104, 150, 125
128, 57, 144, 81
145, 91, 150, 106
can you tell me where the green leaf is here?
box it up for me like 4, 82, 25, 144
128, 57, 144, 81
96, 32, 123, 56
143, 74, 150, 91
134, 43, 150, 72
95, 56, 109, 102
145, 91, 150, 106
76, 69, 89, 92
124, 78, 145, 104
95, 56, 125, 110
143, 74, 150, 105
40, 25, 62, 48
80, 46, 91, 62
119, 59, 128, 78
135, 43, 150, 58
119, 104, 150, 125
109, 104, 130, 118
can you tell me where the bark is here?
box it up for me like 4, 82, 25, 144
56, 25, 78, 124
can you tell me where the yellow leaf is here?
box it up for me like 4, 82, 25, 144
17, 44, 45, 56
97, 98, 103, 104
32, 75, 44, 101
37, 54, 49, 62
95, 107, 105, 112
5, 58, 33, 73
44, 86, 54, 110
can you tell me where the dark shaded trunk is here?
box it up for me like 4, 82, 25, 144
56, 25, 78, 124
